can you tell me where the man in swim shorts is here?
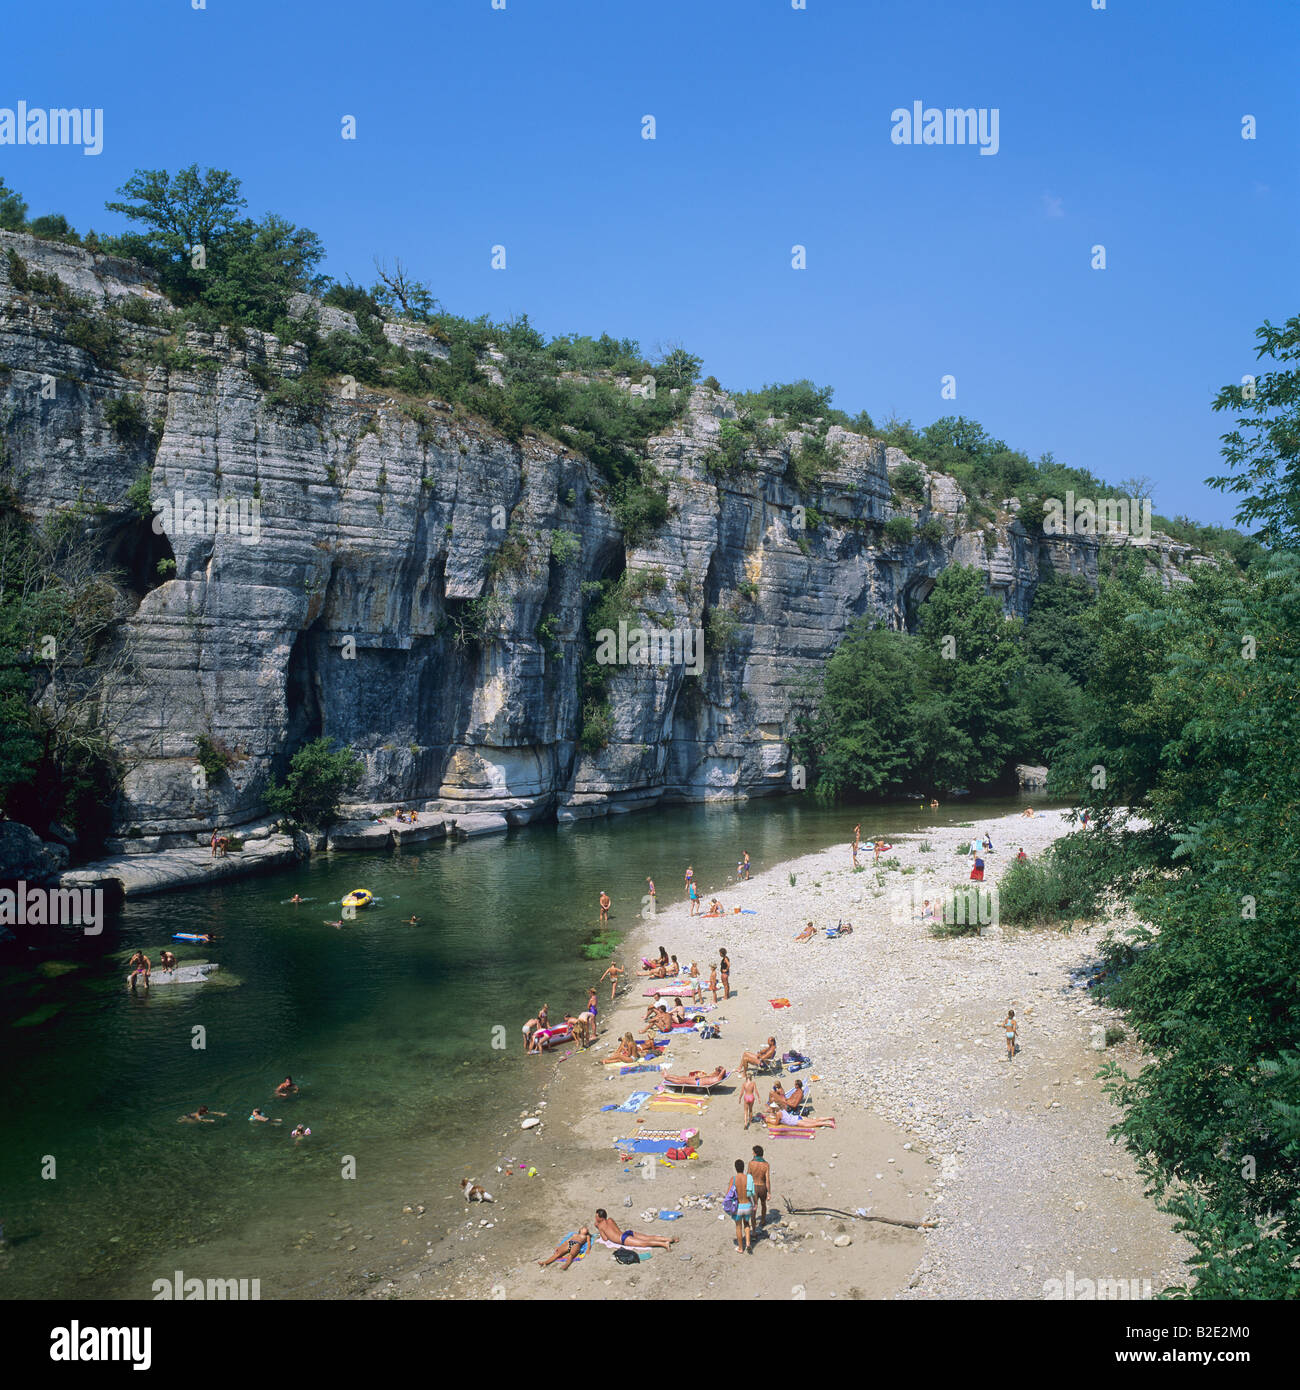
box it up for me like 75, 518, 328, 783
593, 1209, 679, 1251
748, 1146, 772, 1229
599, 891, 611, 924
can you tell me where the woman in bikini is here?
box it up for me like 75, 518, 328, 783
719, 948, 731, 999
739, 1073, 759, 1129
668, 998, 688, 1026
610, 1032, 637, 1063
538, 1228, 590, 1270
795, 922, 816, 942
599, 960, 623, 1000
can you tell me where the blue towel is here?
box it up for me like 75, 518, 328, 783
657, 1210, 683, 1220
619, 1063, 665, 1076
600, 1091, 652, 1113
613, 1139, 679, 1153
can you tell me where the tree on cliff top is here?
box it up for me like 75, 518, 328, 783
265, 738, 363, 828
104, 165, 324, 329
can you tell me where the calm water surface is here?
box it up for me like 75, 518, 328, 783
0, 794, 1051, 1297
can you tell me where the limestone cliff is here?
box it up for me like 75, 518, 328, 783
0, 230, 1200, 838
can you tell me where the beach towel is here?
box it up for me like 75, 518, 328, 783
764, 1127, 816, 1139
598, 1237, 652, 1262
769, 998, 792, 1009
543, 1230, 592, 1262
599, 1091, 652, 1113
739, 908, 757, 914
624, 1127, 698, 1140
615, 1139, 686, 1154
617, 1063, 668, 1076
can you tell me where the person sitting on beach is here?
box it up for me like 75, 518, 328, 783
1022, 807, 1035, 818
638, 960, 668, 979
538, 1228, 590, 1270
768, 1080, 788, 1111
704, 899, 723, 917
738, 1037, 777, 1078
657, 946, 670, 968
609, 1033, 638, 1063
275, 1077, 298, 1097
179, 1105, 226, 1123
593, 1209, 680, 1251
668, 998, 688, 1026
837, 921, 854, 935
783, 1079, 805, 1110
669, 955, 680, 976
766, 1104, 836, 1129
642, 1006, 672, 1036
794, 922, 817, 942
158, 949, 178, 973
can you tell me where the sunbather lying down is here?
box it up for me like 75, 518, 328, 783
766, 1103, 836, 1129
794, 922, 816, 942
538, 1228, 590, 1269
594, 1210, 679, 1250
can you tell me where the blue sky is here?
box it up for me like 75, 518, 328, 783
2, 0, 1297, 528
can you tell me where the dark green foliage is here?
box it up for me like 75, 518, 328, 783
891, 460, 925, 501
883, 515, 914, 546
105, 165, 324, 331
1207, 313, 1300, 549
0, 177, 28, 230
104, 394, 149, 443
264, 736, 363, 827
917, 518, 944, 544
195, 734, 236, 784
995, 843, 1103, 927
785, 429, 842, 493
28, 213, 78, 242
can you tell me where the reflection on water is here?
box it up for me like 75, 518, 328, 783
0, 794, 1053, 1297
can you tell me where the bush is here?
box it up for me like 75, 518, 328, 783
104, 394, 150, 443
891, 460, 925, 501
612, 481, 669, 545
263, 736, 363, 826
550, 529, 581, 564
125, 470, 154, 517
996, 847, 1102, 927
579, 700, 614, 754
884, 515, 915, 546
917, 518, 944, 544
195, 734, 237, 784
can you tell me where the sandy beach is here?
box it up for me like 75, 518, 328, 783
365, 807, 1189, 1301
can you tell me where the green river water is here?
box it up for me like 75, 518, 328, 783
0, 794, 1048, 1298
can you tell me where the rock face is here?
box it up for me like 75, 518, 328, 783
1, 231, 1198, 834
0, 821, 71, 882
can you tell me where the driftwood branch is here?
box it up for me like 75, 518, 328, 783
782, 1196, 936, 1230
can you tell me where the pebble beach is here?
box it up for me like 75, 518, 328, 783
376, 806, 1189, 1301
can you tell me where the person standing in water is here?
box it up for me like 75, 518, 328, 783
598, 891, 611, 924
1003, 1009, 1018, 1059
741, 851, 750, 880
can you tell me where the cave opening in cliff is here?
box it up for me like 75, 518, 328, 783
902, 574, 936, 632
103, 511, 175, 600
284, 624, 325, 750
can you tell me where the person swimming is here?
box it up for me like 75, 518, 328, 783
248, 1108, 281, 1124
179, 1105, 226, 1124
275, 1077, 298, 1097
290, 1124, 311, 1141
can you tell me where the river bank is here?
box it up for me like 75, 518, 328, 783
365, 807, 1189, 1301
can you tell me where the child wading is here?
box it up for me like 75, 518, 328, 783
1003, 1009, 1018, 1059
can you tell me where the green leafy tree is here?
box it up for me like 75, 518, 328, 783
917, 566, 1026, 787
0, 177, 27, 230
264, 737, 363, 826
1207, 313, 1300, 548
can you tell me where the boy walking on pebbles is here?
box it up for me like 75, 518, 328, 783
1003, 1009, 1018, 1059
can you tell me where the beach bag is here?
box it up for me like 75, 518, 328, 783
722, 1181, 739, 1217
614, 1247, 640, 1265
